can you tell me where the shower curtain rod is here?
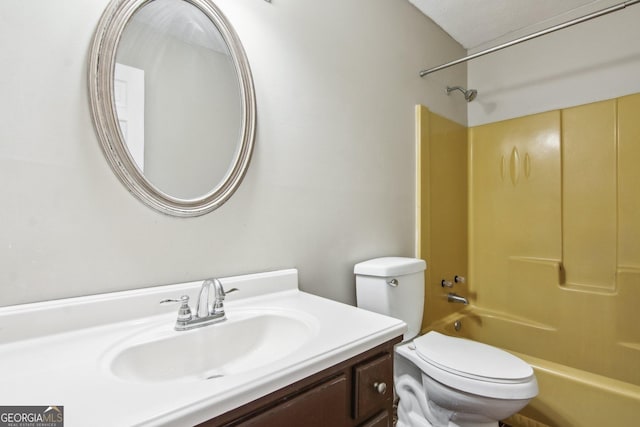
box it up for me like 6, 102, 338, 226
419, 0, 640, 77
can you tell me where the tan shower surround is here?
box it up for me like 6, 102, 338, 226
417, 93, 640, 426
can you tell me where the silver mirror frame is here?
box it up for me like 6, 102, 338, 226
88, 0, 256, 217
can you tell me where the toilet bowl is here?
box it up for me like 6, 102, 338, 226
395, 332, 538, 427
354, 257, 538, 427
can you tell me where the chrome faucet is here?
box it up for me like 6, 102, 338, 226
197, 278, 238, 318
447, 292, 469, 305
161, 278, 238, 331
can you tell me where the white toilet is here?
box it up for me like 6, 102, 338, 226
354, 257, 538, 427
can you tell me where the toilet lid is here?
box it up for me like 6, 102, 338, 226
414, 331, 534, 383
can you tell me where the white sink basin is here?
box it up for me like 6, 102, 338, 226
107, 309, 317, 383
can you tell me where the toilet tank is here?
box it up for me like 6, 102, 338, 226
354, 257, 426, 341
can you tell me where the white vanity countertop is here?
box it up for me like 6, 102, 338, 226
0, 269, 405, 426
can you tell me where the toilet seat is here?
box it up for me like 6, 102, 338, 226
396, 332, 538, 400
414, 331, 534, 384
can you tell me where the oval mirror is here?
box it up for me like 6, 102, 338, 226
89, 0, 256, 216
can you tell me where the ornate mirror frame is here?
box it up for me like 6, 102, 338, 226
88, 0, 256, 217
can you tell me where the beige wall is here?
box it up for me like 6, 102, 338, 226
0, 0, 466, 306
468, 4, 640, 126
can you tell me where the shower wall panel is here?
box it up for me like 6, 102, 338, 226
416, 106, 468, 328
467, 93, 640, 387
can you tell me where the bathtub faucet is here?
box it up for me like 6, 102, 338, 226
447, 292, 469, 305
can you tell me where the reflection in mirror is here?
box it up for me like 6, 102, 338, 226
89, 0, 255, 216
116, 0, 241, 200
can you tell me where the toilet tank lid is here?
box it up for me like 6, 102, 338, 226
354, 257, 426, 276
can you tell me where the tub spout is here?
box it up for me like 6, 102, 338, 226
447, 292, 468, 305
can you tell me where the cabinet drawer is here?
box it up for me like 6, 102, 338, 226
353, 353, 393, 420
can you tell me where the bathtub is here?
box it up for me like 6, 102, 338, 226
428, 308, 640, 427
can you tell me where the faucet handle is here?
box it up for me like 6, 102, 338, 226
212, 285, 238, 314
220, 287, 239, 298
160, 294, 190, 305
160, 295, 193, 323
441, 279, 454, 288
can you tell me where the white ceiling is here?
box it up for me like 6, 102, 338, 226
410, 0, 626, 50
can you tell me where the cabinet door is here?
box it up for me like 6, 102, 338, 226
359, 411, 389, 427
353, 353, 393, 420
238, 374, 348, 427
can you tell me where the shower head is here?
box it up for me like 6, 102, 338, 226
446, 86, 478, 102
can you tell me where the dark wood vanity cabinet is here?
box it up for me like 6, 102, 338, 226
199, 337, 401, 427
